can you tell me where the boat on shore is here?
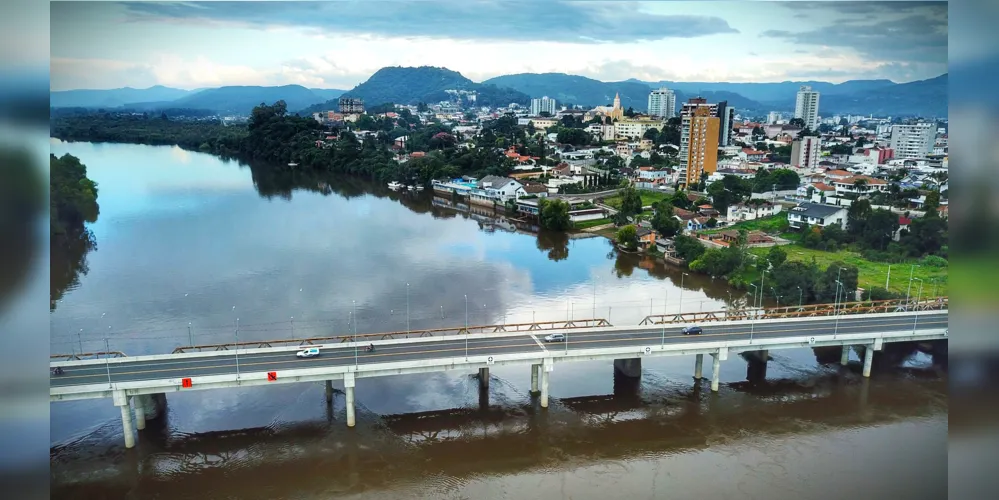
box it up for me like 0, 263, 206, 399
415, 184, 425, 191
288, 162, 298, 167
388, 181, 403, 190
406, 185, 415, 191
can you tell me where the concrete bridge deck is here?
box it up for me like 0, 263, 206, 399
50, 305, 948, 448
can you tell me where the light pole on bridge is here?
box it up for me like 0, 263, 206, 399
797, 286, 803, 310
406, 283, 410, 336
834, 280, 843, 339
748, 284, 758, 343
679, 272, 688, 317
912, 278, 923, 335
104, 337, 112, 389
352, 300, 358, 368
232, 306, 240, 382
464, 294, 469, 361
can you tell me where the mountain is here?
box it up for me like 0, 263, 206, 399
633, 79, 896, 103
50, 85, 193, 108
341, 66, 530, 108
482, 73, 766, 111
157, 85, 328, 114
309, 88, 347, 101
810, 74, 947, 118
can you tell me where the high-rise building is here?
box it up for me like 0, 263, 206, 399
530, 96, 557, 116
889, 122, 936, 159
767, 111, 782, 124
680, 97, 731, 146
338, 97, 365, 114
680, 106, 720, 186
794, 86, 820, 130
647, 87, 676, 118
791, 136, 821, 170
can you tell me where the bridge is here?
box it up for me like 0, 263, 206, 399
50, 298, 948, 448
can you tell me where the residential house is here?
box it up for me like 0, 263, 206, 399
832, 175, 888, 196
894, 216, 912, 241
710, 230, 775, 247
726, 201, 783, 221
787, 202, 849, 229
741, 148, 768, 161
635, 227, 658, 250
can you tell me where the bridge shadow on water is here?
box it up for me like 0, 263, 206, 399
50, 358, 947, 500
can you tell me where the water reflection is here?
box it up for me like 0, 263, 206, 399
50, 228, 97, 311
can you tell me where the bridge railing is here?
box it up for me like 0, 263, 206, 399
170, 318, 613, 354
638, 297, 947, 326
50, 351, 128, 362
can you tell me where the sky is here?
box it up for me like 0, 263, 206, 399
49, 1, 949, 92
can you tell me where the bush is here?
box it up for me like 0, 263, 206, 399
864, 286, 903, 301
920, 255, 948, 268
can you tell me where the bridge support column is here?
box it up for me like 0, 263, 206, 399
694, 354, 703, 380
133, 396, 146, 430
862, 345, 875, 378
325, 380, 333, 404
113, 391, 135, 449
613, 358, 642, 378
344, 373, 356, 427
841, 345, 850, 365
540, 364, 550, 409
478, 368, 489, 390
710, 353, 722, 392
530, 364, 540, 396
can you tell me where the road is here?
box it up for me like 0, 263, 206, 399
51, 313, 947, 388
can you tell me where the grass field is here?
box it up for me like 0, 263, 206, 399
573, 217, 613, 229
603, 191, 670, 209
747, 245, 949, 296
701, 214, 789, 235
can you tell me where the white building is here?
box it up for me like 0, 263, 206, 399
585, 123, 615, 142
889, 122, 935, 159
787, 202, 848, 229
794, 86, 821, 130
767, 111, 782, 124
790, 136, 821, 170
727, 202, 783, 222
647, 87, 676, 118
614, 119, 664, 140
530, 96, 557, 117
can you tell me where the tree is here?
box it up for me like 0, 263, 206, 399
50, 154, 99, 236
619, 185, 643, 217
617, 224, 639, 251
789, 118, 805, 128
923, 190, 941, 214
650, 201, 681, 237
538, 198, 571, 231
766, 245, 787, 268
860, 209, 899, 251
674, 234, 706, 262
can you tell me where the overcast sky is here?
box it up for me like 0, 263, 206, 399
50, 1, 948, 91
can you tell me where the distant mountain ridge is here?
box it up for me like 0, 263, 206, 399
51, 68, 946, 118
51, 85, 346, 115
340, 66, 530, 108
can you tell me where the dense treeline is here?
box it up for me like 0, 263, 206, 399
50, 113, 247, 155
50, 153, 101, 310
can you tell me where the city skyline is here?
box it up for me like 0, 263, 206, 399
51, 1, 948, 91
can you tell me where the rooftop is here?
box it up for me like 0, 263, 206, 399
789, 202, 846, 218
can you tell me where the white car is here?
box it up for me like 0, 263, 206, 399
296, 347, 321, 358
543, 333, 565, 342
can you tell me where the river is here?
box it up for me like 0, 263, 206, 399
48, 140, 947, 499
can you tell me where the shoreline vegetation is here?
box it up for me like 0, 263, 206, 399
49, 102, 947, 303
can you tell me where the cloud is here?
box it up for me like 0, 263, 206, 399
51, 55, 279, 91
760, 11, 947, 65
781, 1, 944, 15
119, 1, 739, 44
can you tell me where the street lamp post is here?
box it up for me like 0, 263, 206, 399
912, 278, 923, 334
352, 300, 358, 367
232, 306, 240, 382
464, 294, 469, 360
748, 284, 758, 342
905, 264, 917, 308
797, 286, 803, 310
771, 287, 781, 310
104, 337, 112, 389
679, 273, 689, 317
834, 280, 843, 338
406, 283, 410, 336
78, 328, 84, 354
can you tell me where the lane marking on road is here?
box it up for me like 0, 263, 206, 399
52, 318, 949, 384
531, 335, 547, 352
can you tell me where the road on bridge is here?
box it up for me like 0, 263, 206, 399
51, 313, 947, 388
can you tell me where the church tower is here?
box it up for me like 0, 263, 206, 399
611, 93, 623, 121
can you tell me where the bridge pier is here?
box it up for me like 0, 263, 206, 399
133, 396, 146, 430
710, 349, 727, 392
344, 373, 356, 427
530, 364, 540, 396
540, 364, 550, 408
325, 380, 333, 404
694, 354, 703, 380
841, 345, 851, 365
613, 358, 642, 378
745, 350, 768, 383
113, 391, 135, 449
478, 368, 489, 390
863, 344, 875, 377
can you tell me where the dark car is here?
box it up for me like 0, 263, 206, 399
681, 326, 703, 335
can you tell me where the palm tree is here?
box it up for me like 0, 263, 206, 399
852, 178, 869, 195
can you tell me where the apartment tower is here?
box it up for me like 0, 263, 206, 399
647, 87, 676, 118
794, 85, 820, 130
680, 106, 720, 186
